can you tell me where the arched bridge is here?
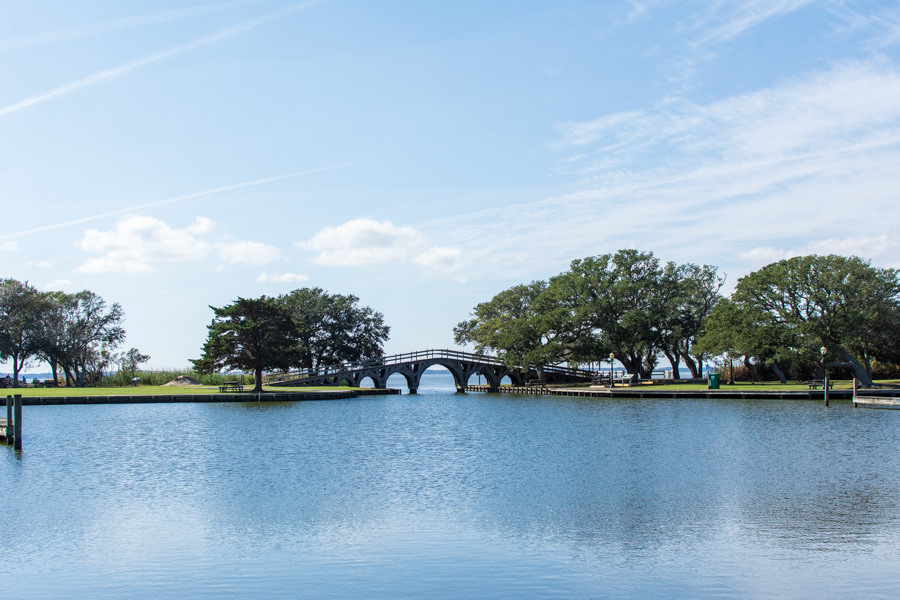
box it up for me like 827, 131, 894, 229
266, 349, 593, 394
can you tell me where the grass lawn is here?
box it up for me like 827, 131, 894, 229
0, 385, 360, 397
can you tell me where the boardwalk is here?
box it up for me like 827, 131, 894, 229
267, 349, 594, 393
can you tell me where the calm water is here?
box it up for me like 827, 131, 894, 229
3, 371, 900, 599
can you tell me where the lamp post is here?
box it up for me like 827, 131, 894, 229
609, 353, 615, 388
821, 346, 829, 407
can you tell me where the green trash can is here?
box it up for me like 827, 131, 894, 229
708, 373, 720, 389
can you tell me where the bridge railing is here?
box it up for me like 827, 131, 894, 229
264, 349, 594, 383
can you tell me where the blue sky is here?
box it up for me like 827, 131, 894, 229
2, 0, 900, 371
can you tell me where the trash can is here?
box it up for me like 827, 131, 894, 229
708, 373, 720, 389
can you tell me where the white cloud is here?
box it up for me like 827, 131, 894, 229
256, 272, 310, 283
740, 235, 900, 269
299, 218, 463, 272
217, 241, 281, 265
76, 215, 212, 273
1, 241, 18, 252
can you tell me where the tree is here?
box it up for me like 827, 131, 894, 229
0, 279, 47, 386
659, 263, 725, 379
193, 296, 298, 392
454, 280, 568, 378
699, 255, 900, 386
277, 288, 389, 374
550, 250, 681, 380
119, 348, 151, 382
57, 291, 126, 387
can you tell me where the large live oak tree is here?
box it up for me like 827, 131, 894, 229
697, 254, 900, 386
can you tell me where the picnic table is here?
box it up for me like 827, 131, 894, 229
806, 379, 833, 390
219, 381, 244, 393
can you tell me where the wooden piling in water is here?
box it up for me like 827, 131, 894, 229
13, 394, 21, 450
4, 394, 22, 449
5, 395, 11, 441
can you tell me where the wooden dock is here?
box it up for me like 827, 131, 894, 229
466, 384, 857, 400
852, 395, 900, 409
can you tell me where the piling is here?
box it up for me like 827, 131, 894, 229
5, 394, 22, 450
824, 375, 830, 407
13, 395, 21, 450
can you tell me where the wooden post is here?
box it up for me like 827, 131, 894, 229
5, 395, 11, 444
853, 378, 858, 408
13, 395, 22, 450
823, 375, 829, 407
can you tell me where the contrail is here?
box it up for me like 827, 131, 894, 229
0, 1, 256, 51
0, 159, 365, 241
0, 0, 327, 118
0, 125, 538, 241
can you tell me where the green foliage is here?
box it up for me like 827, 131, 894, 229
1, 280, 126, 387
698, 254, 900, 385
100, 368, 236, 387
0, 278, 46, 384
192, 296, 297, 392
455, 250, 724, 380
277, 287, 389, 373
454, 280, 566, 373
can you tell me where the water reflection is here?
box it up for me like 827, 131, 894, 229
3, 388, 900, 599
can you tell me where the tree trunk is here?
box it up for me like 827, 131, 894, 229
771, 363, 787, 384
11, 351, 22, 387
254, 367, 264, 392
838, 347, 874, 387
681, 353, 699, 378
663, 351, 682, 379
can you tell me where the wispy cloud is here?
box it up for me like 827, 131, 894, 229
298, 218, 463, 273
0, 0, 326, 118
829, 2, 900, 48
415, 60, 900, 281
0, 1, 257, 51
691, 0, 820, 44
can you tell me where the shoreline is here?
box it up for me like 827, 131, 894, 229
10, 388, 399, 406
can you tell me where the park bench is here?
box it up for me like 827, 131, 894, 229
219, 381, 244, 393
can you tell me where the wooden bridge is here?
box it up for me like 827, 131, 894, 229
266, 349, 593, 394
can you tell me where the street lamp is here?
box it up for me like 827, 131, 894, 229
820, 346, 827, 377
821, 346, 829, 407
609, 353, 615, 388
